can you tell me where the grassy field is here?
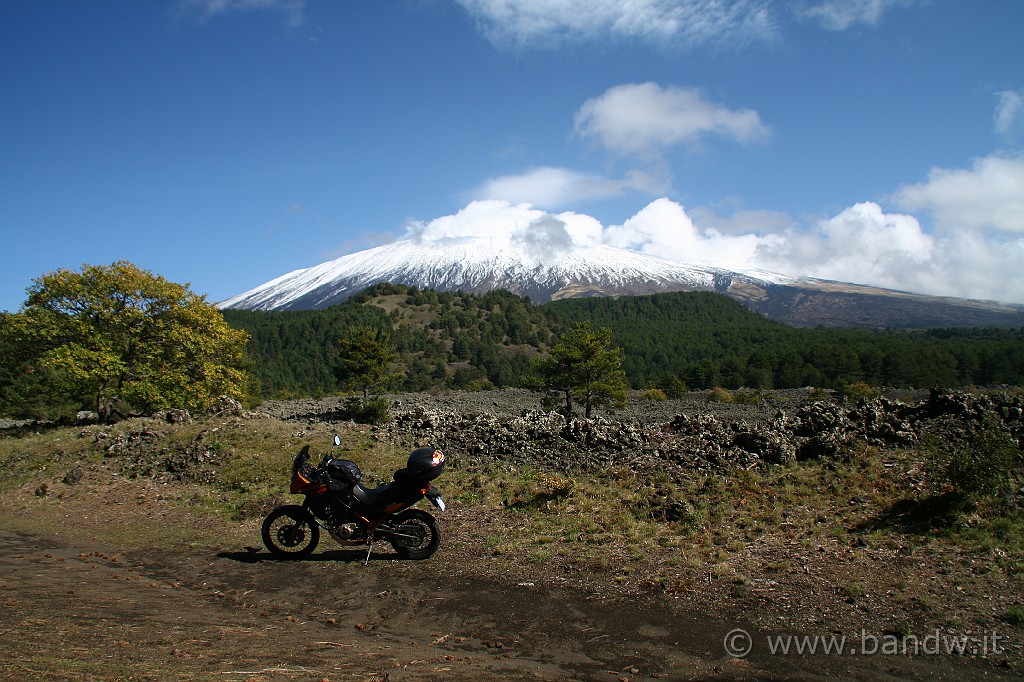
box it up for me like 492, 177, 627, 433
2, 405, 1023, 644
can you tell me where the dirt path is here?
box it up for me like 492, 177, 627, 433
2, 526, 1019, 681
0, 528, 727, 681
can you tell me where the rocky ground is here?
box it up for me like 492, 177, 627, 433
255, 388, 824, 425
2, 387, 1023, 681
258, 387, 1016, 476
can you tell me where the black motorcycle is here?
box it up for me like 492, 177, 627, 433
261, 436, 446, 562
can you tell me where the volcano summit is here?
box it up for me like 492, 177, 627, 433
218, 236, 1024, 330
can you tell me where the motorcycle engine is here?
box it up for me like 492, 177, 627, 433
328, 523, 362, 544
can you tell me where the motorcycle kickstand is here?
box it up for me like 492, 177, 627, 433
363, 539, 374, 566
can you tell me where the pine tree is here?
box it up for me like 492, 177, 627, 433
334, 326, 400, 404
526, 321, 628, 419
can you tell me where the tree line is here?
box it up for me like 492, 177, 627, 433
3, 268, 1023, 422
548, 294, 1024, 391
224, 284, 1024, 398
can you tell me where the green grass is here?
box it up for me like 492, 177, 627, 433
2, 410, 1022, 585
1003, 606, 1024, 626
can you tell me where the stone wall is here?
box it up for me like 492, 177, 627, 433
386, 389, 1023, 475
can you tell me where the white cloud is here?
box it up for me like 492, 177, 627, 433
892, 154, 1024, 233
402, 186, 1024, 304
403, 199, 604, 253
995, 89, 1024, 137
406, 198, 753, 264
179, 0, 304, 26
603, 197, 765, 270
474, 166, 667, 209
406, 199, 541, 244
798, 0, 918, 31
700, 201, 1024, 303
928, 230, 1024, 303
453, 0, 777, 49
604, 200, 937, 289
688, 206, 798, 236
455, 0, 925, 48
574, 82, 770, 157
752, 202, 941, 291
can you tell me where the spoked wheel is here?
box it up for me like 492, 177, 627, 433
387, 508, 440, 560
261, 505, 320, 558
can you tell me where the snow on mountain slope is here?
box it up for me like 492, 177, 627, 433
218, 237, 790, 311
216, 235, 1024, 329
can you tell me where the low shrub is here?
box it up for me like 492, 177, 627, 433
733, 389, 762, 405
840, 382, 881, 402
926, 416, 1019, 507
338, 397, 391, 425
808, 387, 832, 401
707, 387, 735, 403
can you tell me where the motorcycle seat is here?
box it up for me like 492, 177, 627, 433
351, 482, 390, 506
351, 476, 424, 510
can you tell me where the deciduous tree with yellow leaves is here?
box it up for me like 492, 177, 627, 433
0, 261, 249, 422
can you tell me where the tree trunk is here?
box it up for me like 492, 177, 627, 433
96, 381, 109, 423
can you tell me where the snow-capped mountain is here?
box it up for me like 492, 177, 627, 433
217, 237, 787, 311
218, 237, 1024, 330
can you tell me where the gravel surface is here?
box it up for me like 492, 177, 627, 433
253, 387, 836, 425
0, 388, 934, 432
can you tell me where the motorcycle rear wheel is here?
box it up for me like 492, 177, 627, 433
387, 508, 440, 560
262, 505, 320, 558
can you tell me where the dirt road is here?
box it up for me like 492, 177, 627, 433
2, 525, 1018, 681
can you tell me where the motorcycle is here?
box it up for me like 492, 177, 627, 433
261, 436, 446, 562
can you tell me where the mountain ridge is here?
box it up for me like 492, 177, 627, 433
219, 238, 1024, 329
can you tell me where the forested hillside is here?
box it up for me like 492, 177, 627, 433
222, 284, 555, 398
223, 284, 1024, 399
549, 295, 1024, 389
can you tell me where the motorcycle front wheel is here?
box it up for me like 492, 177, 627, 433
261, 505, 320, 558
387, 508, 441, 560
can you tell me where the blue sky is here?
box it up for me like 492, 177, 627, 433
2, 0, 1023, 312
